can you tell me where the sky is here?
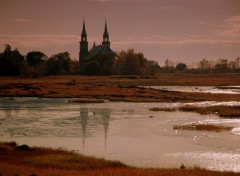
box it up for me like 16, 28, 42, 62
0, 0, 240, 65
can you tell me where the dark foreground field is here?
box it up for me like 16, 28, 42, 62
0, 73, 240, 102
0, 142, 239, 176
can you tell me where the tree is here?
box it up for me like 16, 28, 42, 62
88, 52, 116, 75
26, 51, 47, 67
85, 60, 101, 75
0, 44, 24, 76
113, 49, 150, 76
46, 52, 71, 75
214, 59, 229, 73
176, 63, 187, 72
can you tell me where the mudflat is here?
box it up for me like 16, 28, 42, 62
0, 73, 240, 102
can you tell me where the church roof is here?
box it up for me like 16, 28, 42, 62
82, 44, 114, 61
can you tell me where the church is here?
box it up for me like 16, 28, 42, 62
79, 19, 114, 74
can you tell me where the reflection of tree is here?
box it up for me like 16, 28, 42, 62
79, 108, 111, 149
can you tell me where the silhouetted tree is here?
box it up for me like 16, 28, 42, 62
88, 52, 116, 75
176, 63, 187, 72
113, 49, 150, 75
0, 44, 24, 76
46, 52, 71, 75
85, 60, 101, 75
26, 51, 47, 67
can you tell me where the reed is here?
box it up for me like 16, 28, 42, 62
0, 142, 239, 176
173, 124, 233, 132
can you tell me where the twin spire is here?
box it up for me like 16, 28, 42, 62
81, 18, 110, 46
81, 18, 87, 42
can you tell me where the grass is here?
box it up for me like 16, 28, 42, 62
173, 124, 233, 132
1, 75, 240, 102
149, 107, 177, 112
150, 105, 240, 118
0, 142, 239, 176
179, 105, 240, 118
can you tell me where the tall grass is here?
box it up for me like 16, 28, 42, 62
150, 105, 240, 118
0, 142, 239, 176
179, 105, 240, 118
173, 124, 233, 132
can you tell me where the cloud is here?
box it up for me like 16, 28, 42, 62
0, 34, 81, 57
0, 34, 79, 47
217, 15, 240, 38
112, 36, 240, 48
98, 0, 108, 2
14, 18, 34, 23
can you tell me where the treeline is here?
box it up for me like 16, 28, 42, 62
160, 58, 240, 73
1, 44, 239, 77
84, 49, 160, 76
0, 44, 78, 77
0, 45, 159, 77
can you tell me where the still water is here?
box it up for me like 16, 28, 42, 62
0, 97, 240, 172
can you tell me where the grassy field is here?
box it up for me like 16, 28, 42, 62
173, 124, 233, 132
0, 73, 240, 102
150, 105, 240, 118
0, 142, 239, 176
179, 105, 240, 118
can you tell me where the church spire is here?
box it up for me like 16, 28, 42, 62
102, 19, 110, 46
81, 17, 87, 42
79, 17, 89, 73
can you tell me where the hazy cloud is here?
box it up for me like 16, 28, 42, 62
0, 34, 80, 57
112, 36, 240, 48
217, 15, 240, 38
14, 18, 34, 23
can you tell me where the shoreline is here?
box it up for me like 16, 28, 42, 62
0, 142, 239, 176
1, 74, 240, 102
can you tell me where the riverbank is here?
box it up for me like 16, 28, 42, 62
0, 142, 239, 176
1, 74, 240, 102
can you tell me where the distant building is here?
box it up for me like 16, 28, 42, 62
79, 19, 114, 74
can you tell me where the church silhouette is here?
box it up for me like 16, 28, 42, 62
79, 19, 114, 74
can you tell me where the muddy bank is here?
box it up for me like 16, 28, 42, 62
0, 75, 240, 102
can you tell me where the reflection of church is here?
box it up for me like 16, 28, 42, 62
80, 108, 110, 149
79, 19, 114, 73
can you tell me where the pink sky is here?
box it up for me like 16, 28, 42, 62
0, 0, 240, 65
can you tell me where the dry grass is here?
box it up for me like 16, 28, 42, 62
179, 105, 240, 118
173, 124, 233, 132
149, 105, 240, 118
0, 142, 239, 176
149, 107, 177, 112
1, 75, 240, 102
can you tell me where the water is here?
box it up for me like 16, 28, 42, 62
0, 97, 240, 172
144, 86, 240, 94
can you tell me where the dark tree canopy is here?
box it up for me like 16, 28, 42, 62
87, 52, 115, 75
85, 60, 101, 75
176, 63, 187, 72
46, 52, 71, 75
26, 51, 47, 67
0, 44, 24, 76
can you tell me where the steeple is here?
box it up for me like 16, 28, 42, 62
79, 18, 89, 73
102, 19, 110, 46
81, 18, 87, 42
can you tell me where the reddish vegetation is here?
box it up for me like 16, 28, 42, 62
173, 124, 233, 132
0, 74, 240, 102
0, 142, 239, 176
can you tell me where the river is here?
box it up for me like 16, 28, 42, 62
0, 97, 239, 172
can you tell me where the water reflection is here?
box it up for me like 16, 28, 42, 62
80, 108, 110, 149
0, 98, 240, 172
